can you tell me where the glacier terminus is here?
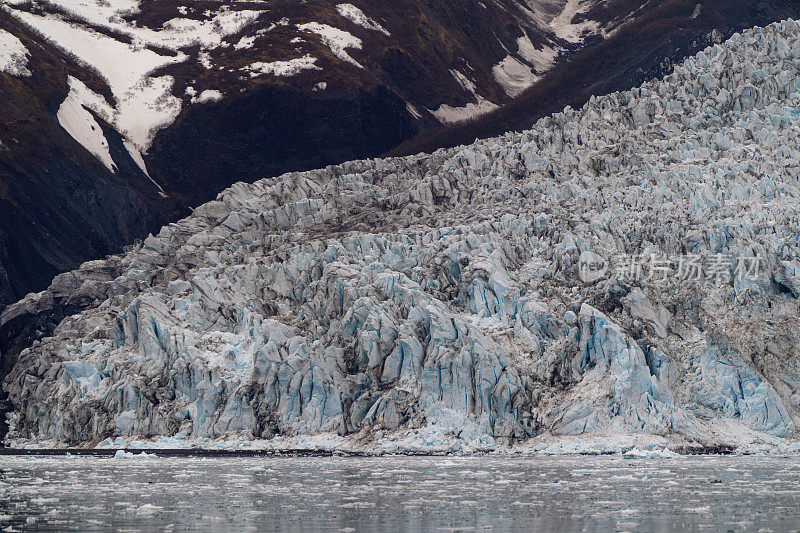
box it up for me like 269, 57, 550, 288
2, 20, 800, 454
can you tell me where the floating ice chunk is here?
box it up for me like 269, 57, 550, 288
113, 450, 156, 459
624, 447, 681, 459
134, 503, 163, 516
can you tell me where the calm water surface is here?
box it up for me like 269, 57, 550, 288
0, 454, 798, 531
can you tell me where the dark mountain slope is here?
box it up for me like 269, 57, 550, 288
0, 10, 178, 310
0, 0, 584, 308
389, 0, 800, 156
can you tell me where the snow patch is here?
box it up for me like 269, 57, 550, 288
234, 35, 257, 50
297, 22, 363, 68
9, 10, 185, 153
549, 0, 601, 43
429, 69, 499, 123
517, 34, 559, 74
335, 4, 390, 36
405, 102, 422, 120
450, 69, 478, 94
27, 1, 262, 52
430, 99, 498, 124
492, 55, 538, 97
57, 77, 117, 172
198, 51, 213, 69
122, 138, 165, 194
116, 75, 182, 153
0, 29, 30, 77
192, 89, 223, 104
246, 55, 322, 77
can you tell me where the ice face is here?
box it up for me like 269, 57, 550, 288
3, 20, 800, 448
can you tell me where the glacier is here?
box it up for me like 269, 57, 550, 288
3, 19, 800, 451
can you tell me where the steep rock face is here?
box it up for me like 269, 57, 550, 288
3, 20, 800, 446
0, 10, 177, 311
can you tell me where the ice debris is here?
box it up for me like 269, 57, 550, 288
623, 447, 680, 459
113, 450, 156, 459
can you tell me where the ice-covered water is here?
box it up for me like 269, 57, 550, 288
0, 455, 798, 531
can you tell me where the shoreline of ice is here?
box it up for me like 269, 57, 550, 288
7, 428, 800, 457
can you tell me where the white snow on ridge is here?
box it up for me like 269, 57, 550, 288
123, 139, 157, 185
198, 51, 213, 69
335, 4, 390, 36
191, 89, 223, 104
297, 22, 363, 68
158, 9, 263, 50
234, 35, 258, 50
0, 28, 31, 77
430, 69, 500, 124
430, 99, 499, 124
549, 0, 601, 43
4, 1, 264, 168
405, 102, 422, 120
57, 76, 117, 172
492, 55, 538, 97
450, 69, 478, 94
8, 10, 182, 92
29, 0, 141, 31
246, 55, 322, 77
9, 9, 185, 154
25, 1, 263, 52
517, 33, 559, 74
116, 75, 183, 153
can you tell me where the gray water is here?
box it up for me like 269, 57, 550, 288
0, 454, 799, 531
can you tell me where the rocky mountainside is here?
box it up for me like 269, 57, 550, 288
2, 0, 798, 311
0, 0, 600, 310
3, 19, 800, 450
